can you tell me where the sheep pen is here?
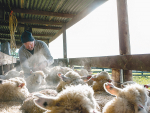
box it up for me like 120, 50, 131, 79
0, 67, 126, 113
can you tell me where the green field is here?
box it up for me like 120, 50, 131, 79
133, 76, 150, 85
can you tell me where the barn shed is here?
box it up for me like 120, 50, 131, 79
0, 0, 149, 88
0, 0, 150, 112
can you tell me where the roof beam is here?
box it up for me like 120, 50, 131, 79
49, 0, 108, 43
12, 8, 75, 18
0, 22, 61, 30
4, 19, 64, 26
17, 18, 64, 25
0, 31, 54, 37
0, 35, 50, 42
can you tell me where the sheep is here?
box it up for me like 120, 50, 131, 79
56, 70, 92, 92
43, 66, 73, 85
0, 70, 24, 80
74, 69, 91, 76
92, 71, 112, 92
74, 69, 94, 86
102, 82, 150, 113
33, 84, 100, 113
20, 89, 57, 113
25, 70, 47, 92
121, 81, 136, 88
0, 77, 29, 102
0, 101, 23, 113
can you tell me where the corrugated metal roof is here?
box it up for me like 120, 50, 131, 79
0, 0, 108, 47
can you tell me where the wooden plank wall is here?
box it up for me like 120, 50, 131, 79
53, 54, 150, 74
0, 52, 16, 74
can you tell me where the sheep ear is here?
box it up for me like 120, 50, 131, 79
134, 104, 144, 113
60, 75, 72, 83
144, 85, 150, 88
18, 83, 25, 88
104, 82, 121, 96
121, 84, 126, 88
107, 79, 112, 83
57, 72, 62, 77
81, 75, 92, 82
34, 93, 55, 110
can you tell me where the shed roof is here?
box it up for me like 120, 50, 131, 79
0, 0, 108, 48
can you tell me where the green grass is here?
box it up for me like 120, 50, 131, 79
133, 76, 150, 85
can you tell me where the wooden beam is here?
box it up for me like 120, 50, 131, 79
0, 31, 54, 38
28, 25, 61, 30
117, 0, 132, 81
68, 54, 150, 72
12, 8, 75, 18
5, 18, 65, 25
0, 37, 20, 41
0, 22, 62, 30
63, 24, 68, 66
63, 24, 67, 59
49, 0, 108, 43
0, 37, 49, 42
32, 34, 54, 37
0, 51, 16, 66
117, 0, 131, 55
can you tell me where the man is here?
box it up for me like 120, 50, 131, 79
19, 30, 54, 76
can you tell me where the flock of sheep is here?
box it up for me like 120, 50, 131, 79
0, 66, 150, 113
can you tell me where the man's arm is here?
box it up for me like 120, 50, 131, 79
18, 49, 32, 74
40, 41, 54, 67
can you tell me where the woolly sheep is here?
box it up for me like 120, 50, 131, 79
102, 82, 150, 113
34, 84, 100, 113
74, 69, 91, 76
75, 69, 94, 86
94, 91, 115, 112
20, 89, 57, 113
25, 70, 47, 92
56, 70, 92, 92
0, 77, 29, 102
121, 81, 136, 88
43, 66, 73, 85
0, 70, 24, 80
92, 71, 112, 92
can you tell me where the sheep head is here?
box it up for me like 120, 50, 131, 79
30, 70, 46, 85
103, 82, 149, 113
34, 93, 56, 111
57, 72, 92, 83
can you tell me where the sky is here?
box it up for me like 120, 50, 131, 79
49, 0, 150, 59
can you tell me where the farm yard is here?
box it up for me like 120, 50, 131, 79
0, 0, 150, 113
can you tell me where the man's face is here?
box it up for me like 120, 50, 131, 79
23, 41, 34, 50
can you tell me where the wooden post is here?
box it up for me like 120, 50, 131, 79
3, 64, 10, 74
63, 24, 68, 66
0, 66, 3, 75
112, 69, 121, 87
116, 0, 132, 82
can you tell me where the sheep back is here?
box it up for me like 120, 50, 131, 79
93, 71, 111, 92
0, 77, 29, 102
